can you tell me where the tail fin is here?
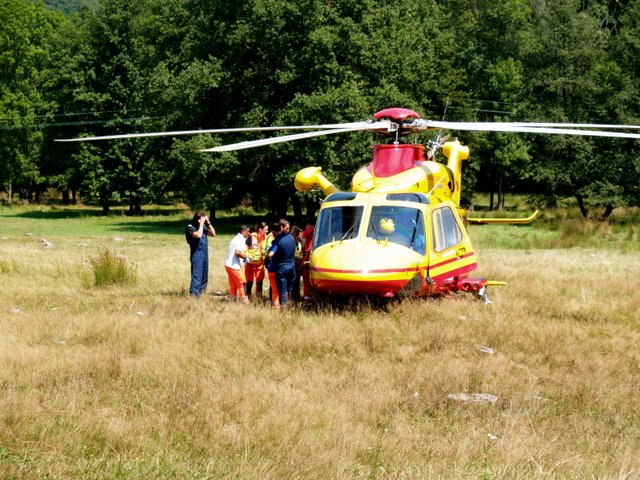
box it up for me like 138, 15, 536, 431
441, 140, 470, 207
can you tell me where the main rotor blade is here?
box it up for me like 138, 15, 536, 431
54, 121, 379, 142
419, 120, 640, 139
200, 122, 395, 152
489, 122, 640, 129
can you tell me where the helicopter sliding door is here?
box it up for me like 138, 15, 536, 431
428, 204, 477, 286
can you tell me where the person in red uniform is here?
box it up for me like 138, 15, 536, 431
290, 226, 303, 302
300, 217, 315, 300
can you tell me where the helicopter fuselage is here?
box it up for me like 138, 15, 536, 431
308, 191, 479, 298
295, 131, 489, 299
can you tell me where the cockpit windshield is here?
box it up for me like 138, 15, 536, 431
314, 205, 364, 248
367, 206, 426, 254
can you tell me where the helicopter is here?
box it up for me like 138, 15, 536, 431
58, 107, 640, 303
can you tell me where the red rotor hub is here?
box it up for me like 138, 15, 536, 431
373, 108, 421, 122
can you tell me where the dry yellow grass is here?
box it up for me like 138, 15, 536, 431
1, 212, 639, 479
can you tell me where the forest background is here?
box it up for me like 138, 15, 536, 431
2, 0, 640, 220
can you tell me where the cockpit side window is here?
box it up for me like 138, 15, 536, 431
367, 206, 426, 254
431, 206, 463, 252
314, 205, 363, 248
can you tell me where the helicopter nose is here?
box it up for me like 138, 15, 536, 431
310, 239, 423, 296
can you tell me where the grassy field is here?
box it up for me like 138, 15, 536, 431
1, 204, 639, 479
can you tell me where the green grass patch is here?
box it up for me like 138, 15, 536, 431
86, 248, 138, 287
0, 204, 274, 238
1, 204, 639, 479
469, 207, 639, 252
1, 203, 637, 252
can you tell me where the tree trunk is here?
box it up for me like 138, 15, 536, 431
489, 191, 494, 210
101, 194, 110, 215
304, 197, 319, 222
602, 205, 614, 219
291, 193, 303, 225
209, 207, 216, 221
498, 175, 504, 212
127, 196, 142, 216
576, 194, 589, 219
271, 189, 289, 219
7, 181, 12, 203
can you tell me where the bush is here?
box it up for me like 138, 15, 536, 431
87, 248, 137, 287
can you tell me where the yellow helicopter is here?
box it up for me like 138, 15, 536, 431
58, 107, 640, 302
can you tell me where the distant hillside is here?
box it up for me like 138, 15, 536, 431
40, 0, 99, 14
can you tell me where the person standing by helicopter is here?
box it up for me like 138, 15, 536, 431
267, 219, 296, 308
225, 225, 250, 303
300, 217, 315, 301
185, 212, 216, 298
244, 222, 268, 301
264, 222, 280, 307
290, 225, 304, 302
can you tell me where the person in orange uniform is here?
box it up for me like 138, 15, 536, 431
244, 222, 268, 300
224, 225, 250, 303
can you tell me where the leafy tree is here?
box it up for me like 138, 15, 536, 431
186, 0, 456, 219
168, 135, 244, 218
6, 0, 640, 219
436, 0, 534, 209
0, 0, 63, 202
609, 0, 640, 211
41, 0, 98, 13
49, 0, 181, 214
523, 0, 638, 218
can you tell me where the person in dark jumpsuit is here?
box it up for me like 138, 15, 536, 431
185, 212, 216, 298
267, 218, 297, 308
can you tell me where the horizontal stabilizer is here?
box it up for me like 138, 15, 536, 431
467, 210, 540, 225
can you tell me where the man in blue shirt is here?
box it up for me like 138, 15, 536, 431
267, 218, 296, 308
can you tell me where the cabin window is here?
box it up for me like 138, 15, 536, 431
323, 192, 357, 203
385, 193, 430, 204
431, 206, 463, 252
314, 205, 363, 248
367, 206, 426, 254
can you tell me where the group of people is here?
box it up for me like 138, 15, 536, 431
186, 213, 314, 308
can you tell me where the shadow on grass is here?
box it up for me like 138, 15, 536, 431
107, 219, 189, 235
109, 215, 271, 235
12, 207, 189, 219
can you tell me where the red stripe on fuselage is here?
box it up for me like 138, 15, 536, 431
311, 266, 420, 274
310, 251, 476, 275
311, 278, 409, 296
429, 263, 477, 283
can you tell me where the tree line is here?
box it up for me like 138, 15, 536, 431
2, 0, 640, 219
